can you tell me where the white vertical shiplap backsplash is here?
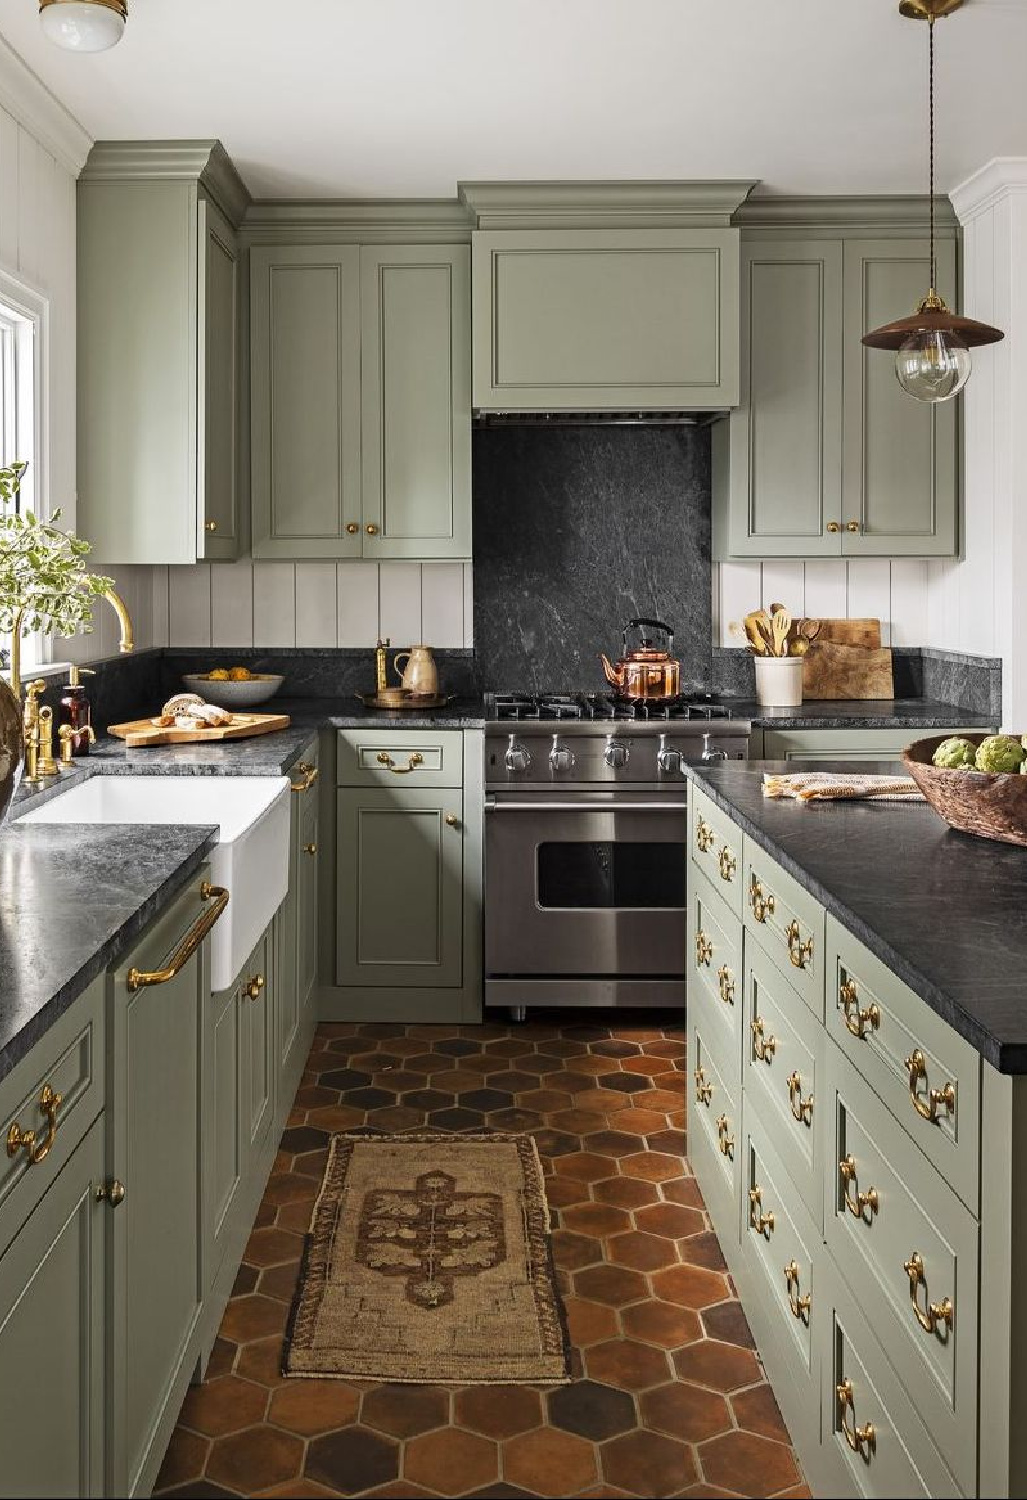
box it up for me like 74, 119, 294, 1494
714, 558, 932, 648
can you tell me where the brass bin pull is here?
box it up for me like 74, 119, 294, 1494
749, 875, 775, 923
837, 1380, 875, 1459
904, 1049, 955, 1124
6, 1084, 63, 1164
839, 1155, 879, 1221
787, 1071, 814, 1125
717, 964, 735, 1006
784, 1260, 811, 1322
785, 918, 813, 970
290, 762, 319, 794
694, 1067, 713, 1106
376, 750, 424, 775
751, 1016, 777, 1064
126, 882, 229, 992
695, 816, 715, 853
839, 980, 880, 1040
695, 930, 713, 969
718, 845, 737, 882
902, 1251, 953, 1336
716, 1114, 734, 1158
748, 1186, 775, 1237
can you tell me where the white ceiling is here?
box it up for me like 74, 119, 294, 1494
1, 0, 1026, 200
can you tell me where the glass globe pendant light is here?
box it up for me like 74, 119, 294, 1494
39, 0, 127, 53
862, 0, 1003, 403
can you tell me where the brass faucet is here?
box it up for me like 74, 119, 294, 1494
22, 680, 46, 786
8, 583, 134, 702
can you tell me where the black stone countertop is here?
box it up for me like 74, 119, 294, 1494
689, 759, 1027, 1074
737, 698, 995, 730
0, 822, 217, 1083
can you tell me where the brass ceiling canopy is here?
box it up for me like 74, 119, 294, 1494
899, 0, 965, 18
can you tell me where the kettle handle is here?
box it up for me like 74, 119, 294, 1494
393, 651, 410, 684
625, 617, 674, 649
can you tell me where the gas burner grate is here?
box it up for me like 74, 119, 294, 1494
488, 692, 739, 723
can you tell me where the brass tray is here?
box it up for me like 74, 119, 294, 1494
355, 692, 456, 711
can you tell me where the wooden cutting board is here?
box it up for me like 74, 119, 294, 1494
108, 712, 291, 748
802, 643, 894, 701
814, 617, 883, 648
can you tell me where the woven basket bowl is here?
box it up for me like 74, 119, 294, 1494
903, 734, 1027, 847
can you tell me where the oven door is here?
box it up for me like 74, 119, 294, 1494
485, 792, 687, 977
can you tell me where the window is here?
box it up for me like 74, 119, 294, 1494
0, 270, 47, 675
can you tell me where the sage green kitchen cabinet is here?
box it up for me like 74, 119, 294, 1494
78, 142, 247, 564
250, 244, 472, 560
714, 226, 959, 559
472, 228, 739, 411
277, 747, 321, 1104
757, 726, 991, 761
0, 1118, 106, 1499
206, 974, 243, 1283
240, 929, 274, 1163
106, 872, 212, 1497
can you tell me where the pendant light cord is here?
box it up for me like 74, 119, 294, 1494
929, 15, 936, 292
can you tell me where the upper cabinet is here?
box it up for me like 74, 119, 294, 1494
250, 241, 471, 560
78, 142, 249, 565
714, 205, 960, 559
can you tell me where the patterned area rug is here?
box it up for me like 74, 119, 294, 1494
285, 1132, 571, 1384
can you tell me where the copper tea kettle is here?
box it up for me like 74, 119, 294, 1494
601, 618, 681, 701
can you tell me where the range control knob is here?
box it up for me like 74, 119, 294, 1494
505, 736, 531, 774
605, 737, 630, 770
657, 733, 684, 776
549, 736, 575, 774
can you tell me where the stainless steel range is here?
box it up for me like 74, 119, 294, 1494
484, 693, 751, 1017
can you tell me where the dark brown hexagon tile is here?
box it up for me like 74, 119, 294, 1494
503, 1427, 599, 1497
550, 1108, 610, 1136
562, 1202, 633, 1238
454, 1384, 543, 1439
702, 1299, 757, 1349
241, 1226, 304, 1269
672, 1339, 762, 1393
585, 1338, 671, 1391
573, 1263, 649, 1307
640, 1381, 732, 1442
530, 1128, 581, 1157
647, 1128, 687, 1156
366, 1104, 428, 1131
403, 1088, 456, 1112
644, 1039, 687, 1058
234, 1335, 287, 1388
154, 1427, 210, 1490
307, 1426, 400, 1495
206, 1426, 304, 1492
730, 1383, 792, 1443
621, 1300, 702, 1349
677, 1230, 728, 1272
259, 1481, 342, 1498
698, 1428, 800, 1496
363, 1383, 450, 1437
429, 1107, 486, 1132
552, 1228, 604, 1271
547, 1379, 636, 1440
589, 1039, 641, 1057
601, 1428, 697, 1496
267, 1378, 360, 1434
404, 1426, 498, 1493
178, 1375, 267, 1436
490, 1107, 544, 1132
598, 1072, 652, 1095
305, 1105, 366, 1132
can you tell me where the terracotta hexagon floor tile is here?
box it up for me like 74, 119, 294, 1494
581, 1130, 641, 1157
365, 1104, 428, 1131
620, 1299, 702, 1349
592, 1176, 661, 1210
544, 1174, 593, 1209
234, 1336, 287, 1388
622, 1055, 673, 1076
563, 1296, 620, 1347
561, 1202, 633, 1238
608, 1230, 680, 1271
698, 1428, 801, 1496
660, 1175, 704, 1208
555, 1151, 624, 1184
178, 1375, 267, 1436
601, 1428, 697, 1496
610, 1108, 676, 1137
276, 1199, 318, 1234
258, 1262, 302, 1303
631, 1088, 684, 1114
621, 1152, 685, 1183
640, 1382, 732, 1443
203, 1337, 236, 1381
647, 1127, 687, 1156
306, 1426, 401, 1495
304, 1105, 367, 1132
291, 1147, 330, 1180
550, 1108, 611, 1136
672, 1340, 762, 1393
503, 1427, 599, 1497
552, 1228, 604, 1271
364, 1484, 437, 1498
453, 1385, 544, 1439
206, 1426, 305, 1492
154, 1427, 210, 1490
652, 1264, 729, 1310
573, 1263, 649, 1307
702, 1300, 756, 1349
259, 1481, 341, 1498
530, 1128, 581, 1157
676, 1230, 728, 1272
267, 1378, 360, 1435
635, 1202, 705, 1239
404, 1426, 498, 1493
584, 1338, 671, 1391
547, 1380, 636, 1441
567, 1054, 622, 1075
363, 1384, 450, 1438
730, 1383, 792, 1444
218, 1294, 289, 1344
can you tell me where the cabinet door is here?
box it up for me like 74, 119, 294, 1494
360, 245, 472, 559
718, 238, 843, 557
107, 877, 210, 1496
761, 727, 983, 762
336, 787, 464, 989
198, 196, 240, 561
0, 1119, 105, 1499
240, 932, 274, 1160
842, 237, 958, 556
472, 228, 739, 410
297, 784, 320, 1017
206, 980, 243, 1280
279, 761, 319, 1090
251, 245, 363, 558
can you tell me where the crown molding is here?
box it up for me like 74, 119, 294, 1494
735, 193, 958, 232
458, 180, 757, 230
80, 139, 251, 225
0, 32, 91, 176
241, 198, 473, 246
950, 158, 1027, 224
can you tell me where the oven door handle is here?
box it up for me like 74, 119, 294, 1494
485, 798, 688, 813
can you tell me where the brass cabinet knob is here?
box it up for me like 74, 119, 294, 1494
826, 521, 841, 534
304, 842, 318, 855
444, 814, 460, 829
246, 974, 265, 1002
749, 875, 775, 923
346, 522, 359, 535
846, 520, 861, 533
718, 846, 737, 882
205, 520, 218, 533
96, 1179, 126, 1207
366, 523, 379, 536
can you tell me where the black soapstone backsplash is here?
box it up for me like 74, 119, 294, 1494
471, 425, 713, 694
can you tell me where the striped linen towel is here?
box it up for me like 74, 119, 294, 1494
762, 771, 925, 803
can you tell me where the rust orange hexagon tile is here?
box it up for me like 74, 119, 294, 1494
561, 1202, 633, 1238
635, 1201, 706, 1239
178, 1374, 268, 1437
153, 1427, 210, 1490
620, 1152, 685, 1183
563, 1295, 621, 1347
640, 1381, 732, 1443
573, 1263, 650, 1307
453, 1384, 544, 1440
672, 1340, 763, 1393
502, 1426, 599, 1497
267, 1378, 360, 1436
206, 1426, 305, 1492
602, 1427, 697, 1496
403, 1426, 498, 1493
584, 1337, 671, 1391
592, 1176, 661, 1210
620, 1299, 702, 1349
698, 1427, 801, 1495
652, 1263, 729, 1310
362, 1384, 450, 1439
608, 1231, 679, 1272
554, 1151, 619, 1183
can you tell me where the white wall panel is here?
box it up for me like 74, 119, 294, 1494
168, 563, 212, 648
420, 562, 465, 647
760, 561, 805, 620
802, 560, 847, 624
379, 561, 422, 647
337, 562, 380, 647
295, 562, 337, 648
210, 561, 253, 648
846, 558, 892, 644
716, 560, 762, 647
252, 561, 295, 647
0, 109, 19, 271
889, 559, 929, 647
151, 566, 170, 649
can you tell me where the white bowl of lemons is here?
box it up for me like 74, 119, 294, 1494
182, 667, 284, 710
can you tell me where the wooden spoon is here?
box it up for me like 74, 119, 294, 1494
771, 608, 792, 658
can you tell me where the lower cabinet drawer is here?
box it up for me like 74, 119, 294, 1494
824, 1042, 977, 1495
743, 838, 825, 1019
337, 728, 463, 788
820, 1256, 962, 1499
688, 869, 742, 1077
688, 1011, 740, 1253
743, 947, 825, 1229
691, 784, 744, 920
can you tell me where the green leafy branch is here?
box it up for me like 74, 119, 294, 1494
0, 462, 113, 639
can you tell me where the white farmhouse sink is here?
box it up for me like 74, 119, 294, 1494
20, 775, 290, 991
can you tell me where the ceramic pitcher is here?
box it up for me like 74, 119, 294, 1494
394, 645, 439, 697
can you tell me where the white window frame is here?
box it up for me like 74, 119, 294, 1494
0, 267, 50, 672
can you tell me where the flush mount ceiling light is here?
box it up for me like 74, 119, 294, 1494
863, 0, 1004, 403
39, 0, 126, 52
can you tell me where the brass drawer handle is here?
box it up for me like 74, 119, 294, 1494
126, 882, 229, 992
96, 1179, 126, 1207
716, 1114, 734, 1158
751, 1015, 777, 1064
290, 762, 319, 793
902, 1250, 953, 1336
839, 980, 880, 1040
787, 1071, 814, 1125
748, 1186, 775, 1237
784, 1260, 811, 1322
785, 918, 813, 970
839, 1155, 879, 1221
717, 964, 735, 1006
718, 845, 737, 882
245, 973, 265, 1002
376, 750, 424, 775
695, 816, 716, 853
304, 842, 318, 855
694, 1066, 713, 1106
6, 1084, 63, 1165
695, 930, 713, 968
837, 1379, 875, 1459
749, 875, 775, 923
904, 1049, 955, 1124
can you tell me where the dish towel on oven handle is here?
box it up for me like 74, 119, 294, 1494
762, 771, 925, 803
